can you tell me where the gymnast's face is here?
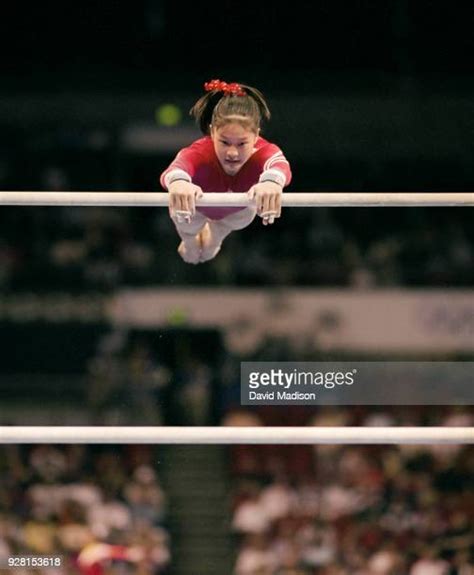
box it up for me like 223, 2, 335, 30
211, 121, 259, 176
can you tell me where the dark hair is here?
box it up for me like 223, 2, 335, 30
190, 83, 271, 135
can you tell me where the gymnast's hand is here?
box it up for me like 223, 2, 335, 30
168, 180, 203, 223
247, 181, 283, 225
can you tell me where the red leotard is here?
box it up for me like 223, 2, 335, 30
160, 136, 292, 220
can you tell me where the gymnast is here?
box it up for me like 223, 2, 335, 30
160, 79, 292, 263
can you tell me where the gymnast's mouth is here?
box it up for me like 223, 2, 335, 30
223, 160, 242, 171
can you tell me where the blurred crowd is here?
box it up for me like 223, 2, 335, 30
1, 410, 472, 575
0, 445, 170, 575
84, 328, 218, 427
225, 407, 474, 575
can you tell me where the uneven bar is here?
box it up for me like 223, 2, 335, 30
0, 426, 472, 444
0, 191, 473, 207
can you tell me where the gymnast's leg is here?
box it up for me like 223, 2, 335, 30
171, 211, 208, 264
200, 206, 257, 262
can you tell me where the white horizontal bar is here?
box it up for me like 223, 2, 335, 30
0, 191, 472, 207
0, 426, 472, 444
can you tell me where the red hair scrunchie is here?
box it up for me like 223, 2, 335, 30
204, 79, 246, 97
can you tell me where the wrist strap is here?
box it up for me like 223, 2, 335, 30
258, 168, 286, 188
165, 169, 192, 188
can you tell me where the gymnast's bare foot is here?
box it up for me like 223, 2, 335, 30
199, 222, 221, 262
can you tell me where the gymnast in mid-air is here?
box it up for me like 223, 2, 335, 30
160, 79, 292, 264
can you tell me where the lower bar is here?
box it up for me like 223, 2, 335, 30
0, 426, 472, 444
